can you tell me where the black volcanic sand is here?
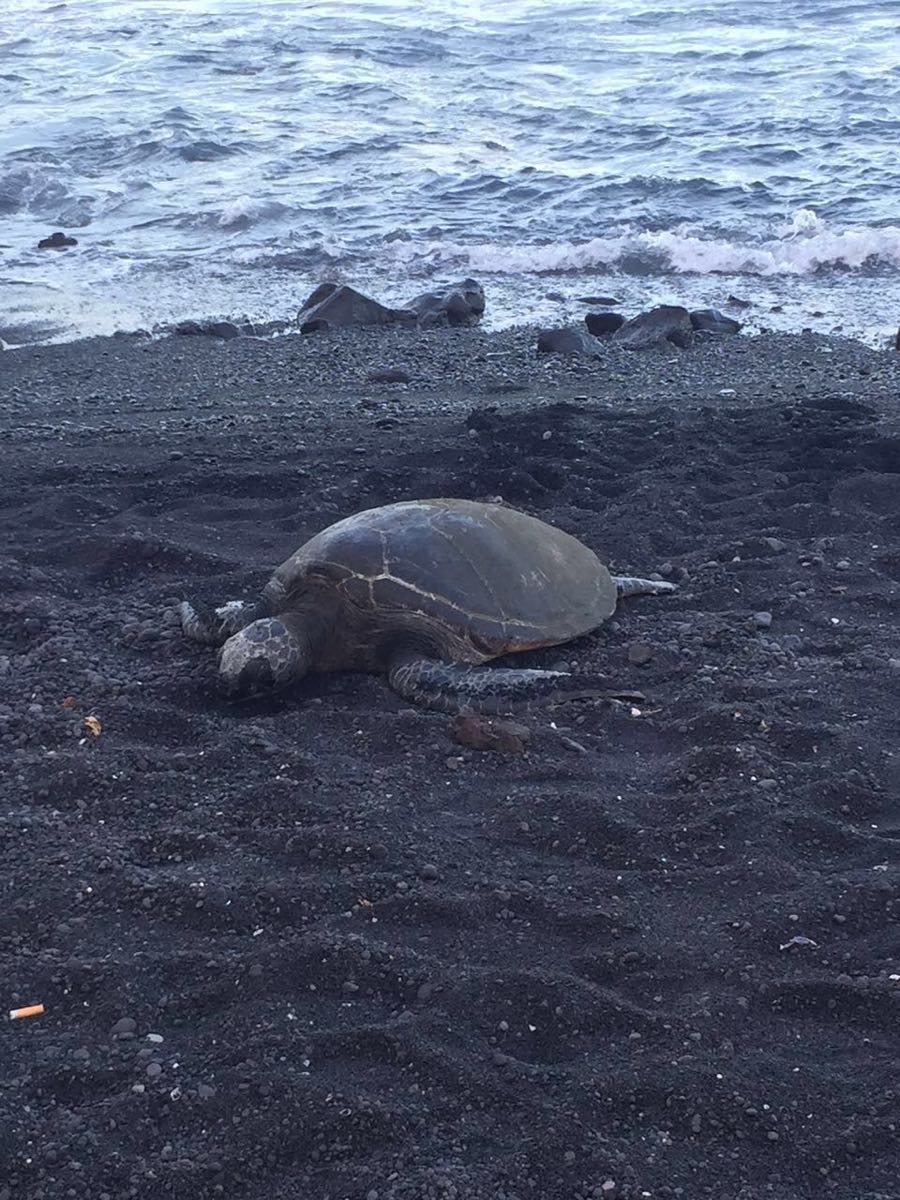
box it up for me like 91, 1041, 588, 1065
1, 328, 899, 1200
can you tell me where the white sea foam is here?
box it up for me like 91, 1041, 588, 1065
218, 195, 281, 228
388, 216, 900, 277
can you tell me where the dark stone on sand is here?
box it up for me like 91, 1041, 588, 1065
614, 305, 694, 350
453, 715, 530, 754
297, 283, 416, 333
38, 231, 77, 250
536, 326, 602, 357
299, 317, 332, 334
577, 296, 621, 306
585, 311, 626, 336
727, 294, 753, 309
208, 321, 242, 340
173, 319, 241, 340
366, 367, 411, 384
690, 308, 742, 335
739, 536, 786, 558
407, 279, 485, 328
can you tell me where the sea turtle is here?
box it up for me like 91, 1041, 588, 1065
179, 498, 676, 711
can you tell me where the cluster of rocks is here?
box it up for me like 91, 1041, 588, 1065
537, 304, 742, 357
160, 279, 486, 343
296, 279, 486, 334
162, 279, 746, 355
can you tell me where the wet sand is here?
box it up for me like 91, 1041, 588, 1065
1, 327, 899, 1199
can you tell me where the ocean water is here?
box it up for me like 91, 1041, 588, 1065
1, 0, 899, 345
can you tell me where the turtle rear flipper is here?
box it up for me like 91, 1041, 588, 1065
179, 599, 266, 646
387, 655, 633, 715
612, 575, 677, 599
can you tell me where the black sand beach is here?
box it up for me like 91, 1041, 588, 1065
1, 327, 899, 1199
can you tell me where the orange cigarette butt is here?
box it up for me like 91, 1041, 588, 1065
9, 1004, 44, 1021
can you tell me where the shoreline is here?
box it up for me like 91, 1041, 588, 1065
3, 324, 898, 421
4, 266, 899, 352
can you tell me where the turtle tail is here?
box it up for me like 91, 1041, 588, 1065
387, 656, 634, 715
612, 575, 677, 599
179, 597, 268, 646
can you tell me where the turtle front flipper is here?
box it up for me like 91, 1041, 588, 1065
179, 598, 267, 646
388, 655, 622, 715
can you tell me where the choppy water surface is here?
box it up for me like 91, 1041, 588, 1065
2, 0, 899, 343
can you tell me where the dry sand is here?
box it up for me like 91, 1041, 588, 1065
1, 326, 899, 1199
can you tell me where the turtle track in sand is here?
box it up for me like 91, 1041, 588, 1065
1, 332, 899, 1200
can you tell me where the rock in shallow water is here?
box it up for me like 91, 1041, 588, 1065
585, 311, 626, 336
407, 279, 485, 328
690, 308, 742, 335
297, 283, 416, 333
173, 319, 243, 339
38, 231, 77, 250
614, 305, 694, 349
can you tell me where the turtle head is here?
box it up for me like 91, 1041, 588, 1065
217, 617, 305, 697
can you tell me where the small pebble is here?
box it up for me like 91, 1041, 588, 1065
627, 642, 653, 665
753, 611, 773, 629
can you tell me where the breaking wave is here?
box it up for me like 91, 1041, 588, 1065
388, 214, 900, 278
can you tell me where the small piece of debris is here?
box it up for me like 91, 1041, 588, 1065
10, 1003, 44, 1021
779, 936, 819, 951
